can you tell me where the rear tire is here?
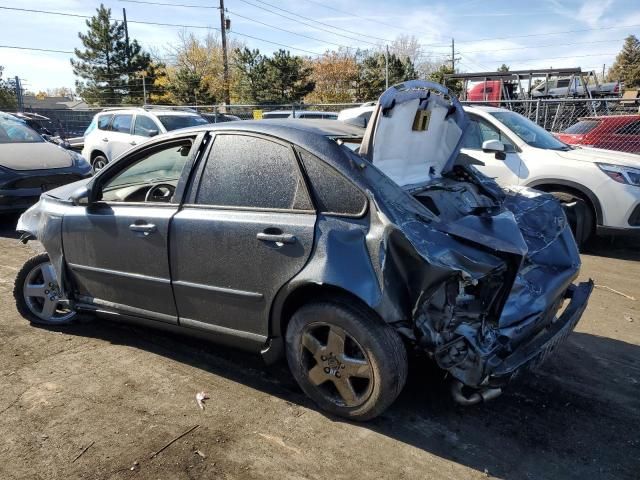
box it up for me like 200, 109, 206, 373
285, 301, 407, 421
549, 191, 594, 248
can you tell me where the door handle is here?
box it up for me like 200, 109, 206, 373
129, 223, 157, 235
256, 232, 296, 244
102, 138, 109, 142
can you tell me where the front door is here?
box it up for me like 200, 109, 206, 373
461, 116, 523, 186
63, 137, 197, 323
170, 133, 316, 339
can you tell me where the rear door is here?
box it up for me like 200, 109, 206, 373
106, 113, 135, 160
461, 115, 523, 186
170, 133, 316, 340
131, 114, 161, 148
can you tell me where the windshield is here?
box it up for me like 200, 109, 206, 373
491, 111, 570, 150
157, 114, 208, 131
0, 117, 44, 144
563, 120, 600, 135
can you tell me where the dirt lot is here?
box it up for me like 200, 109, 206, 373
0, 213, 638, 480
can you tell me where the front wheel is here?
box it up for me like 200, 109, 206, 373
550, 191, 594, 248
285, 301, 407, 421
14, 253, 76, 325
91, 154, 108, 172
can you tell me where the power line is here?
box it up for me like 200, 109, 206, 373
236, 0, 388, 45
0, 45, 74, 54
297, 0, 408, 33
0, 5, 324, 56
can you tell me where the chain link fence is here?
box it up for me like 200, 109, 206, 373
23, 97, 640, 154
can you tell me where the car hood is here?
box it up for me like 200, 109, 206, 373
359, 80, 468, 188
554, 146, 640, 168
0, 142, 75, 170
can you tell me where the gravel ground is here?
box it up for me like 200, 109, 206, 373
0, 213, 638, 480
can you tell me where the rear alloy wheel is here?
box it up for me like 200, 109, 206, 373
550, 191, 594, 248
91, 154, 108, 172
286, 301, 407, 421
14, 253, 76, 325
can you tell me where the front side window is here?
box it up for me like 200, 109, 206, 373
0, 118, 43, 144
100, 140, 193, 203
111, 114, 132, 134
97, 114, 113, 130
462, 117, 516, 151
195, 134, 311, 210
134, 115, 159, 137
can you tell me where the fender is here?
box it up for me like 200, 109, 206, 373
526, 178, 603, 225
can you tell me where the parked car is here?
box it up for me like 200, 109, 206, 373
200, 112, 241, 123
531, 77, 620, 98
460, 106, 640, 245
556, 115, 640, 154
14, 81, 592, 421
337, 102, 376, 128
81, 107, 208, 171
0, 113, 92, 213
262, 110, 338, 120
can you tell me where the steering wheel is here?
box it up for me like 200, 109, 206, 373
145, 183, 175, 203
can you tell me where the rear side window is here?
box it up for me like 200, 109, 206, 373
297, 148, 366, 216
616, 120, 640, 135
97, 114, 113, 130
111, 114, 132, 133
134, 115, 159, 136
564, 120, 600, 134
195, 134, 312, 210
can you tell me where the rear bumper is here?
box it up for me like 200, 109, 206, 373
488, 280, 594, 386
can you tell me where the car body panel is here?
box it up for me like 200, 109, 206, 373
556, 116, 640, 154
17, 85, 592, 394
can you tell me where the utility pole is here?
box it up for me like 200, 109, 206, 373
219, 0, 230, 105
123, 8, 131, 67
451, 38, 455, 72
602, 63, 606, 80
14, 76, 23, 112
142, 75, 147, 105
385, 45, 389, 90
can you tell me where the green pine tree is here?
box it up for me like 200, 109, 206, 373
0, 66, 17, 110
71, 4, 160, 106
233, 47, 269, 104
264, 50, 314, 103
608, 35, 640, 88
358, 52, 417, 101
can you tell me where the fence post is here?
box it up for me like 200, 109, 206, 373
535, 99, 540, 124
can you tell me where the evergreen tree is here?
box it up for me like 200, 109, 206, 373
233, 47, 269, 103
428, 64, 463, 97
498, 64, 510, 72
358, 52, 416, 101
264, 50, 314, 103
608, 35, 640, 88
0, 66, 17, 110
71, 4, 158, 105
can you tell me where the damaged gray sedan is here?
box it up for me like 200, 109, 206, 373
14, 81, 592, 420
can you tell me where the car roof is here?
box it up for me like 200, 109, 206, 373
263, 110, 338, 115
98, 108, 200, 117
463, 105, 507, 113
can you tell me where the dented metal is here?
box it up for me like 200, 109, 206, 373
16, 81, 593, 400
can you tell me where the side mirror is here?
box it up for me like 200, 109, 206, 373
482, 139, 506, 160
70, 185, 91, 206
148, 129, 159, 137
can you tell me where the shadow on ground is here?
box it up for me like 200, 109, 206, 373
36, 317, 640, 480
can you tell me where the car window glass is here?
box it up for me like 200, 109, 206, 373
134, 115, 159, 137
616, 120, 640, 135
462, 118, 515, 151
557, 79, 570, 88
111, 114, 132, 134
564, 120, 600, 134
97, 114, 113, 130
297, 148, 366, 216
195, 134, 312, 210
0, 118, 44, 144
100, 140, 193, 203
156, 115, 208, 131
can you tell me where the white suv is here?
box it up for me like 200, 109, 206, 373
81, 107, 208, 171
462, 106, 640, 245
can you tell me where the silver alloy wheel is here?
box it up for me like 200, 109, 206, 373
22, 261, 75, 323
301, 322, 374, 408
92, 156, 107, 172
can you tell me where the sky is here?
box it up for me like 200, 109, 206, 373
1, 0, 639, 92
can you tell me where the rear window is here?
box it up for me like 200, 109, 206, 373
563, 120, 600, 135
263, 112, 291, 119
157, 115, 208, 131
111, 114, 132, 134
297, 148, 366, 216
616, 120, 640, 135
